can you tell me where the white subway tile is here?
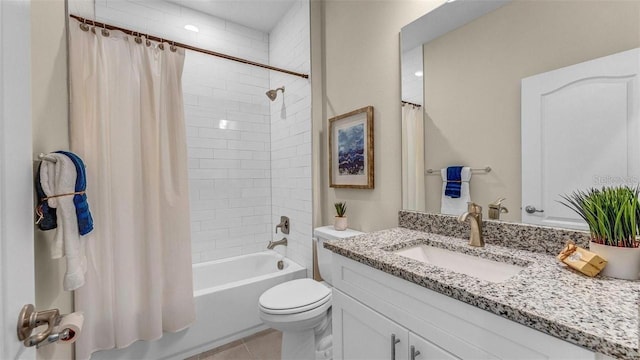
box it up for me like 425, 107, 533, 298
189, 168, 228, 179
228, 140, 265, 151
229, 197, 270, 208
241, 187, 270, 198
200, 159, 240, 169
213, 149, 253, 160
228, 169, 269, 179
201, 217, 242, 231
187, 137, 227, 149
241, 160, 270, 170
199, 128, 241, 140
190, 210, 216, 222
199, 189, 239, 200
187, 147, 214, 159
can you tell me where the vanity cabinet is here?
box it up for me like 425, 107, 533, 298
331, 254, 608, 360
333, 290, 458, 360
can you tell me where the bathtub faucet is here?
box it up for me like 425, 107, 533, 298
267, 237, 288, 250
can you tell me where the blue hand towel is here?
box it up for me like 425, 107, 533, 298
56, 151, 94, 236
444, 166, 463, 198
35, 164, 58, 230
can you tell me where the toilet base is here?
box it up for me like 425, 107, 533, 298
279, 308, 332, 360
282, 329, 315, 360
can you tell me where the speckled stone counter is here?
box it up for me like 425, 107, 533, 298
324, 227, 640, 359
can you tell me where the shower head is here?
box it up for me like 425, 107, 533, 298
266, 86, 285, 101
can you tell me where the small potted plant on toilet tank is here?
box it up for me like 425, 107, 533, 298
560, 185, 640, 280
334, 202, 348, 231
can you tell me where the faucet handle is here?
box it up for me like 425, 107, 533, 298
275, 216, 290, 234
467, 202, 482, 214
490, 197, 506, 206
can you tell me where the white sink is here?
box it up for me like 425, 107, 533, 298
394, 245, 526, 283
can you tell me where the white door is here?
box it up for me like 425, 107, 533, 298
0, 1, 36, 359
522, 48, 640, 229
333, 290, 409, 360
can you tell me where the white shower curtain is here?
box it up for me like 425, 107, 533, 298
68, 20, 195, 359
401, 104, 426, 211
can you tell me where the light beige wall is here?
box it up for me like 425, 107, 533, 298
423, 0, 640, 222
31, 0, 73, 359
312, 0, 443, 232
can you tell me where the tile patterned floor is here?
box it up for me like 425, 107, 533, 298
185, 329, 282, 360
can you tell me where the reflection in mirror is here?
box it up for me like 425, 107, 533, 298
401, 45, 425, 211
400, 0, 640, 230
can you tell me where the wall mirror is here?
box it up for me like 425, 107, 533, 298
400, 0, 640, 230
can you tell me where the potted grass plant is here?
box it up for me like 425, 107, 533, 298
560, 186, 640, 280
334, 202, 348, 231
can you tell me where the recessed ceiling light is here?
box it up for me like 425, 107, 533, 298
184, 24, 199, 33
414, 71, 424, 77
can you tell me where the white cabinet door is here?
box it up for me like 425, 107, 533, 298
522, 48, 640, 229
333, 290, 409, 360
409, 333, 459, 360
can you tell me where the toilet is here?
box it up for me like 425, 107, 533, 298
258, 226, 363, 360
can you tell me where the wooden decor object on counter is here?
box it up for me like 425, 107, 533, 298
557, 241, 607, 277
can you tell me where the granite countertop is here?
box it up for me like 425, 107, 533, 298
325, 227, 640, 359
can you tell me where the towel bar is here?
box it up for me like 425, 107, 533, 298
425, 166, 491, 175
38, 153, 57, 163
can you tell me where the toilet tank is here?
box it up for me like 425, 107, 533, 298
314, 226, 364, 285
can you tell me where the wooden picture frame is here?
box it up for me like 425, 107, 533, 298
329, 106, 374, 189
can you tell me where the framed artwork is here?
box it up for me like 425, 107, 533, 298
329, 106, 374, 189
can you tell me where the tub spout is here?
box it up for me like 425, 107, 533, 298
267, 237, 288, 250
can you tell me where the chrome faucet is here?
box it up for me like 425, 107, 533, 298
267, 237, 288, 250
458, 202, 484, 247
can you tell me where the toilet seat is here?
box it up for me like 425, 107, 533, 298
259, 278, 331, 315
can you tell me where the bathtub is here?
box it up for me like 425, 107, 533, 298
91, 251, 306, 360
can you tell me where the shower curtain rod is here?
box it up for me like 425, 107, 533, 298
69, 14, 310, 79
401, 100, 422, 108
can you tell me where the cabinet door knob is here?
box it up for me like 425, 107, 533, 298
411, 345, 421, 360
391, 333, 400, 360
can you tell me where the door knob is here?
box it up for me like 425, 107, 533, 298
525, 205, 544, 214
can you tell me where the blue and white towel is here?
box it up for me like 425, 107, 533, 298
36, 151, 93, 235
56, 151, 93, 235
39, 152, 89, 291
440, 166, 472, 215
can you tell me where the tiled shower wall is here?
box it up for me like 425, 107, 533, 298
93, 0, 312, 266
269, 1, 313, 273
94, 0, 274, 262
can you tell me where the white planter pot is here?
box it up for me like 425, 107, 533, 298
589, 242, 640, 280
334, 216, 348, 231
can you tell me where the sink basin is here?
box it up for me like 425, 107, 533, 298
394, 245, 526, 283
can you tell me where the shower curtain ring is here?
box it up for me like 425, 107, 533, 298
134, 31, 142, 44
101, 22, 110, 37
79, 18, 90, 32
158, 38, 165, 51
170, 41, 177, 52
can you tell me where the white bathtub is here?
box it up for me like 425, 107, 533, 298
91, 251, 306, 360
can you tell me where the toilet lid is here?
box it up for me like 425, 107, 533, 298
259, 279, 331, 314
